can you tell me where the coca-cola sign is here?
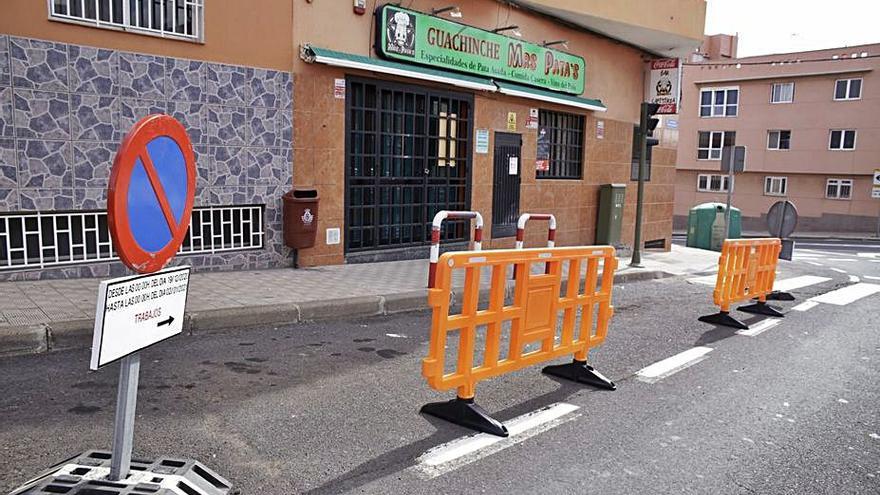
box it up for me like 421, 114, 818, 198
647, 58, 681, 115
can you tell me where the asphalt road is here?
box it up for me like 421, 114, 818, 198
0, 252, 878, 494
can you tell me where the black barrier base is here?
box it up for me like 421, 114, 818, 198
738, 301, 785, 318
421, 397, 509, 437
542, 359, 617, 390
765, 291, 795, 302
698, 311, 749, 330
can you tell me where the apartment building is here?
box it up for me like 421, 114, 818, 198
674, 39, 880, 233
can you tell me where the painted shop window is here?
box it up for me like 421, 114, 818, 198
50, 0, 204, 41
630, 125, 652, 182
767, 130, 791, 150
825, 178, 853, 200
834, 78, 862, 100
697, 130, 735, 160
770, 82, 794, 103
699, 87, 738, 117
536, 110, 585, 180
764, 176, 788, 196
829, 129, 856, 150
697, 174, 730, 192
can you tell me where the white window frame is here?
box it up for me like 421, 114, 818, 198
47, 0, 205, 42
764, 176, 788, 196
770, 82, 795, 103
829, 129, 857, 150
825, 178, 853, 200
699, 86, 739, 117
697, 173, 730, 192
767, 130, 791, 150
833, 78, 862, 101
697, 130, 735, 161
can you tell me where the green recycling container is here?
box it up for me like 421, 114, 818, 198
596, 184, 626, 245
686, 202, 741, 251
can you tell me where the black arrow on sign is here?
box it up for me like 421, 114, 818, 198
157, 316, 174, 327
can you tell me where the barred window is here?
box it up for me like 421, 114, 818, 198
50, 0, 204, 41
536, 110, 585, 179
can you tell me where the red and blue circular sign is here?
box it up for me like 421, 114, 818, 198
108, 114, 196, 274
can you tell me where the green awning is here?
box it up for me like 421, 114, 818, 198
301, 45, 607, 112
493, 81, 607, 112
302, 45, 497, 92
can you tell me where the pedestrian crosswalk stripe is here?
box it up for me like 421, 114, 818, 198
810, 283, 880, 306
773, 275, 831, 292
636, 347, 713, 383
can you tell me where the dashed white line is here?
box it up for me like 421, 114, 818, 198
827, 258, 856, 262
773, 275, 831, 292
736, 318, 782, 337
804, 261, 824, 267
865, 275, 880, 281
830, 268, 847, 274
636, 347, 713, 383
415, 402, 580, 478
810, 283, 880, 306
792, 301, 820, 312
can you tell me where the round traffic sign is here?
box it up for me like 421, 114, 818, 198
108, 114, 196, 274
766, 200, 798, 238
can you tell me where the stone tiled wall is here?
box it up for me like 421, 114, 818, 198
0, 35, 293, 280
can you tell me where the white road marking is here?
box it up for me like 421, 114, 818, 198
687, 275, 717, 286
636, 347, 713, 383
865, 276, 880, 281
736, 318, 782, 337
810, 283, 880, 306
386, 333, 408, 338
857, 253, 879, 258
773, 275, 831, 292
849, 275, 860, 283
804, 261, 824, 267
792, 301, 819, 312
415, 402, 580, 478
827, 258, 856, 262
800, 243, 876, 249
830, 268, 847, 274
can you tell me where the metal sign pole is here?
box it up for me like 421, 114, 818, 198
724, 165, 734, 239
109, 353, 141, 481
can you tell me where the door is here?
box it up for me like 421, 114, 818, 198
345, 78, 473, 254
492, 132, 522, 238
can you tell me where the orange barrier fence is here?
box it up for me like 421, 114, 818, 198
421, 246, 618, 436
698, 238, 793, 330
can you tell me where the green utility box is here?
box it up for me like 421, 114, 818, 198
596, 184, 626, 245
686, 202, 741, 251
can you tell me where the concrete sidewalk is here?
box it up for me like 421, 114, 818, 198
0, 245, 718, 356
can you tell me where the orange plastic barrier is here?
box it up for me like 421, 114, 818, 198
421, 246, 618, 436
698, 238, 792, 329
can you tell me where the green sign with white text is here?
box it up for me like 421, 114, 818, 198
376, 5, 586, 95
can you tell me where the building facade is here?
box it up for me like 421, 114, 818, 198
0, 0, 706, 279
675, 39, 880, 233
0, 0, 294, 280
291, 0, 704, 267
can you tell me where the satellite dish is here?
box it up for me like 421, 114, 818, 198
767, 200, 798, 238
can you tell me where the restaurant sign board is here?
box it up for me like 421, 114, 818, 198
376, 5, 586, 95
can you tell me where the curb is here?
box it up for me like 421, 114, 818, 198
0, 269, 671, 358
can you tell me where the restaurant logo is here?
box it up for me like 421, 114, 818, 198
385, 9, 416, 57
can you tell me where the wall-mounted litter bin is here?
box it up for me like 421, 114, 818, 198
686, 202, 741, 251
283, 188, 319, 249
596, 183, 626, 245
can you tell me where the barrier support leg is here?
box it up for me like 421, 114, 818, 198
420, 397, 509, 437
738, 300, 784, 318
765, 291, 795, 301
542, 359, 616, 390
698, 310, 749, 330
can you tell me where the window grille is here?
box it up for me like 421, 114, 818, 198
536, 110, 585, 179
0, 205, 263, 271
49, 0, 204, 41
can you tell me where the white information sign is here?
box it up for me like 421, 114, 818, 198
475, 129, 490, 154
873, 168, 880, 186
90, 266, 191, 370
508, 156, 519, 175
872, 187, 880, 199
647, 58, 680, 115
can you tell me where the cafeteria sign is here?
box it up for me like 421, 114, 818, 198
377, 5, 586, 95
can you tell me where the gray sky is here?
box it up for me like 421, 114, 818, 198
705, 0, 880, 57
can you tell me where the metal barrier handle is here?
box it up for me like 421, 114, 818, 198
515, 213, 557, 249
429, 210, 484, 288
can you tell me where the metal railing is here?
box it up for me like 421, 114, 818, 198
48, 0, 204, 42
0, 205, 264, 271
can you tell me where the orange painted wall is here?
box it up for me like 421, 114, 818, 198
0, 0, 294, 70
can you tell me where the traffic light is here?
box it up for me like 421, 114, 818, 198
644, 102, 661, 137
